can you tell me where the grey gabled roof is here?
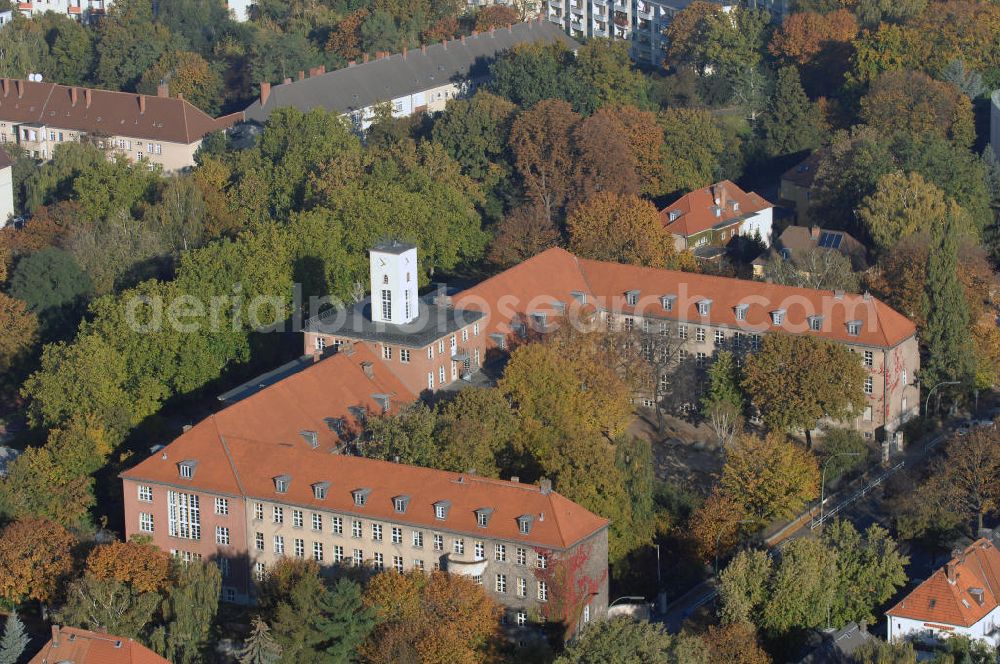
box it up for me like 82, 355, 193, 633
243, 20, 578, 123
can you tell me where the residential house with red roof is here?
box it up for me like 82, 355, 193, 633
28, 625, 169, 664
659, 180, 774, 257
887, 538, 1000, 648
0, 78, 242, 171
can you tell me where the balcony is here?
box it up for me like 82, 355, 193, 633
547, 12, 563, 23
635, 1, 652, 18
443, 552, 488, 577
594, 26, 608, 36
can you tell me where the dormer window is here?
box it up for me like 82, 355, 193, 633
433, 500, 451, 520
300, 430, 319, 449
324, 417, 345, 434
697, 300, 712, 316
532, 312, 548, 331
668, 210, 680, 222
734, 304, 749, 321
517, 514, 534, 535
660, 295, 675, 311
808, 315, 823, 332
770, 309, 785, 325
312, 481, 330, 500
475, 508, 494, 528
352, 488, 371, 506
731, 201, 739, 212
274, 475, 291, 494
552, 302, 566, 314
846, 320, 861, 336
625, 290, 640, 306
178, 460, 197, 480
570, 291, 587, 305
393, 495, 410, 513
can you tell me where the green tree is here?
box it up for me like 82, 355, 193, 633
0, 612, 28, 664
0, 17, 49, 79
7, 247, 90, 340
138, 50, 224, 115
921, 213, 976, 392
720, 434, 819, 525
38, 12, 96, 85
762, 537, 838, 634
238, 618, 282, 664
658, 108, 725, 194
150, 561, 222, 664
316, 578, 375, 662
362, 403, 439, 467
823, 521, 908, 626
487, 42, 579, 109
58, 574, 160, 639
762, 247, 860, 292
554, 617, 675, 664
435, 387, 518, 477
743, 334, 865, 444
816, 428, 869, 484
701, 351, 745, 451
760, 66, 822, 158
94, 0, 177, 90
665, 2, 768, 82
430, 91, 516, 184
718, 549, 773, 626
567, 192, 673, 267
569, 39, 648, 115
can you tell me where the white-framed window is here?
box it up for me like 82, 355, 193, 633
352, 520, 362, 538
473, 323, 479, 336
400, 349, 410, 363
167, 491, 201, 540
433, 534, 443, 551
474, 541, 484, 559
439, 366, 445, 383
139, 512, 154, 532
314, 336, 326, 351
864, 376, 873, 395
273, 535, 284, 554
517, 577, 526, 597
215, 497, 228, 515
413, 559, 424, 571
516, 610, 527, 626
435, 504, 447, 520
333, 545, 344, 563
216, 526, 230, 545
902, 369, 907, 385
696, 352, 707, 368
332, 516, 343, 534
393, 555, 404, 573
292, 510, 303, 528
496, 574, 507, 593
254, 502, 264, 520
453, 538, 464, 555
138, 485, 153, 502
584, 604, 591, 623
428, 372, 434, 390
477, 512, 489, 528
427, 346, 434, 360
413, 531, 423, 548
472, 574, 483, 585
313, 542, 324, 562
254, 562, 266, 581
272, 506, 283, 524
439, 340, 445, 354
154, 143, 162, 155
222, 586, 236, 602
495, 544, 506, 562
352, 549, 364, 566
381, 290, 392, 320
678, 325, 688, 340
863, 350, 874, 368
516, 547, 526, 565
372, 523, 383, 541
312, 513, 322, 531
391, 527, 402, 544
255, 532, 264, 550
714, 329, 724, 344
536, 553, 547, 569
537, 581, 548, 602
373, 552, 384, 571
294, 538, 305, 558
696, 327, 705, 342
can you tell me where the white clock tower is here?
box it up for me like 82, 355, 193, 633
369, 241, 419, 325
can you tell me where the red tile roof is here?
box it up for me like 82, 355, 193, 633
28, 626, 169, 664
887, 538, 1000, 627
456, 247, 916, 348
121, 345, 606, 550
659, 180, 772, 238
0, 78, 241, 145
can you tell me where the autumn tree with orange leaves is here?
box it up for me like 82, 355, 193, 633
86, 539, 173, 593
567, 192, 674, 268
768, 10, 857, 66
0, 518, 77, 606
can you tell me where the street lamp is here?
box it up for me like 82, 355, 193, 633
818, 452, 861, 528
609, 595, 646, 608
715, 519, 753, 576
924, 380, 960, 417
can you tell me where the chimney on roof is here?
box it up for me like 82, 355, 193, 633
348, 60, 356, 67
260, 81, 270, 106
946, 561, 958, 584
442, 39, 447, 50
138, 94, 146, 114
363, 53, 370, 63
361, 361, 374, 379
157, 81, 169, 98
863, 291, 871, 301
70, 86, 78, 106
422, 43, 427, 54
84, 87, 91, 108
298, 70, 305, 80
341, 340, 356, 356
283, 77, 292, 84
51, 625, 60, 647
15, 79, 22, 99
539, 478, 552, 495
509, 23, 513, 32
810, 226, 820, 240
402, 46, 407, 59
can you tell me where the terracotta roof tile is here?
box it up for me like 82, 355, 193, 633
0, 78, 239, 145
887, 538, 1000, 627
28, 626, 169, 664
660, 180, 773, 238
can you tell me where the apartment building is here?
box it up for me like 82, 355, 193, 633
243, 20, 577, 131
0, 147, 14, 225
120, 344, 610, 632
14, 0, 109, 21
0, 79, 241, 171
660, 180, 774, 255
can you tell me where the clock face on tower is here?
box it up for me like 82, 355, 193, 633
378, 257, 387, 266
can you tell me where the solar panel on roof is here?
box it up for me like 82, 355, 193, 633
818, 232, 842, 249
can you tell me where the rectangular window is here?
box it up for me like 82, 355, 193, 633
427, 346, 434, 360
332, 516, 343, 535
216, 526, 230, 546
381, 290, 392, 320
400, 349, 410, 363
274, 535, 284, 555
474, 541, 484, 560
139, 512, 154, 532
312, 513, 322, 531
678, 325, 688, 340
254, 502, 264, 520
393, 555, 403, 573
272, 506, 283, 524
863, 350, 874, 368
254, 562, 265, 581
453, 539, 465, 555
462, 328, 469, 342
496, 574, 507, 593
372, 524, 383, 541
255, 532, 264, 551
538, 581, 548, 602
495, 544, 506, 562
373, 552, 384, 571
314, 336, 326, 352
352, 520, 362, 538
167, 491, 201, 540
433, 534, 443, 551
353, 549, 363, 566
413, 559, 424, 571
215, 497, 228, 515
517, 577, 526, 597
382, 346, 392, 361
138, 485, 153, 502
391, 527, 402, 544
516, 547, 526, 566
715, 329, 724, 344
696, 327, 705, 342
428, 372, 434, 390
313, 542, 324, 562
294, 539, 305, 558
473, 323, 479, 336
412, 531, 423, 548
439, 366, 445, 383
293, 510, 303, 528
536, 553, 547, 569
333, 545, 344, 563
516, 611, 527, 626
864, 376, 873, 395
696, 352, 707, 368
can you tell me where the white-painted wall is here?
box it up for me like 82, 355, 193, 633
369, 245, 419, 325
0, 164, 13, 226
741, 208, 774, 247
888, 607, 1000, 649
